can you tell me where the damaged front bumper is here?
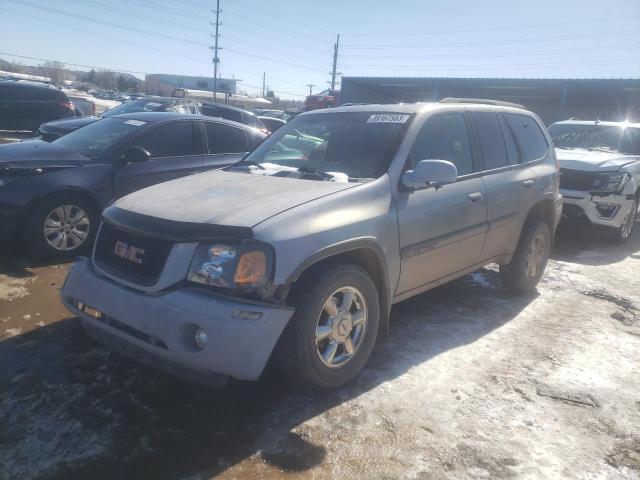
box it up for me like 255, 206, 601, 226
560, 189, 636, 229
61, 257, 294, 385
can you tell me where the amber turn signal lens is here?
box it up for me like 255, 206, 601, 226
233, 251, 267, 286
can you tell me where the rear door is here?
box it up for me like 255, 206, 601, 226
395, 111, 488, 295
202, 121, 250, 168
113, 120, 205, 198
0, 83, 14, 130
470, 110, 523, 260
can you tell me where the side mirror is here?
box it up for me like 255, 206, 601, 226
124, 146, 151, 163
402, 159, 458, 190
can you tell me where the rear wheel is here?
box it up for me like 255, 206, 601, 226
500, 220, 551, 293
276, 263, 380, 389
612, 196, 638, 244
24, 193, 98, 258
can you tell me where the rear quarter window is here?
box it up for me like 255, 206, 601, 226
504, 113, 548, 163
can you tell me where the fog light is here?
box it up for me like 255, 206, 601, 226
595, 203, 618, 218
194, 328, 208, 350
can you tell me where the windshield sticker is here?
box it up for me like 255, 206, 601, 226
145, 102, 162, 107
367, 114, 410, 124
124, 120, 146, 126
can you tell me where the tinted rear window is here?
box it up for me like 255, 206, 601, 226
102, 99, 171, 116
504, 113, 548, 162
204, 122, 248, 154
200, 105, 242, 123
473, 112, 509, 170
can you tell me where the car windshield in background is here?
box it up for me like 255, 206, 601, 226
102, 99, 167, 117
242, 112, 412, 181
52, 117, 143, 158
549, 124, 640, 155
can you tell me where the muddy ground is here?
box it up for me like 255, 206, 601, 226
0, 228, 639, 480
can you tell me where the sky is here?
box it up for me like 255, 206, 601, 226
0, 0, 639, 100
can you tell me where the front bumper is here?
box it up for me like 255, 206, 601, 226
560, 189, 635, 229
0, 201, 25, 245
61, 257, 294, 384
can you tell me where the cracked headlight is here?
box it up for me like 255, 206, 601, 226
187, 242, 273, 290
591, 172, 629, 192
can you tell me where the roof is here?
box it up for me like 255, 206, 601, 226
550, 119, 640, 128
109, 112, 263, 132
342, 76, 640, 82
300, 100, 531, 115
0, 79, 61, 90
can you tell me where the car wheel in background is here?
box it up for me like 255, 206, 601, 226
276, 263, 380, 389
612, 196, 638, 244
500, 220, 551, 293
24, 192, 99, 258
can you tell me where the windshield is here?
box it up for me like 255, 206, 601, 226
102, 99, 167, 117
241, 112, 411, 181
549, 124, 640, 155
52, 117, 144, 158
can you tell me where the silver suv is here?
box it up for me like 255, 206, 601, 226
62, 100, 562, 389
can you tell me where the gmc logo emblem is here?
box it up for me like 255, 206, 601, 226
113, 241, 145, 264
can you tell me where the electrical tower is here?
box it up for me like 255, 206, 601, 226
210, 0, 221, 102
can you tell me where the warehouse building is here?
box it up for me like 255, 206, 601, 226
145, 73, 237, 97
341, 77, 640, 125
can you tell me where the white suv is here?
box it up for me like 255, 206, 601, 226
549, 120, 640, 242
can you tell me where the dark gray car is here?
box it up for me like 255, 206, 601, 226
62, 101, 562, 389
0, 112, 266, 256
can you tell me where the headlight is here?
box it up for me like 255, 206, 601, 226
187, 242, 273, 290
591, 172, 629, 192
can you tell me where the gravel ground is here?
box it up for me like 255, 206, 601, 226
0, 228, 639, 480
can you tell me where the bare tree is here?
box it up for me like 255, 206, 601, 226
43, 61, 66, 85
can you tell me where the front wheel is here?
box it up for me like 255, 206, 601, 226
500, 220, 551, 293
275, 263, 380, 389
612, 196, 638, 244
24, 193, 98, 258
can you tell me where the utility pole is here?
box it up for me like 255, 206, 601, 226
305, 83, 315, 95
210, 0, 221, 102
262, 72, 266, 97
330, 34, 340, 90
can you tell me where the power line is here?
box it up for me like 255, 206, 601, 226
341, 15, 640, 37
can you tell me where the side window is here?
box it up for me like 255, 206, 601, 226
499, 115, 519, 165
504, 113, 548, 163
132, 122, 194, 158
411, 113, 474, 176
472, 111, 509, 170
204, 122, 248, 154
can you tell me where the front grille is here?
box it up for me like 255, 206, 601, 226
93, 221, 173, 286
559, 168, 597, 191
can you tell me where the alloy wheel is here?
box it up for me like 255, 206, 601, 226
315, 286, 367, 369
43, 204, 90, 251
525, 233, 546, 278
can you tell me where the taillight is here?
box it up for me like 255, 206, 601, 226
60, 100, 74, 111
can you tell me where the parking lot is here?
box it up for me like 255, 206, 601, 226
1, 227, 639, 480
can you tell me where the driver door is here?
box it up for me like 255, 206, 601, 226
113, 121, 205, 198
395, 112, 488, 296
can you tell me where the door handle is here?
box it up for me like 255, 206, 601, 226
467, 192, 483, 203
522, 179, 536, 188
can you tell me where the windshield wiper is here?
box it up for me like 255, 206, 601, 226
230, 159, 265, 170
296, 166, 335, 181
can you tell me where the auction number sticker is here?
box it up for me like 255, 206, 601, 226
367, 114, 410, 124
124, 120, 147, 126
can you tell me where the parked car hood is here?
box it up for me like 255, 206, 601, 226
556, 148, 639, 172
39, 116, 98, 133
114, 170, 359, 228
0, 140, 90, 169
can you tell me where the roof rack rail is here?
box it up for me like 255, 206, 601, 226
439, 97, 525, 109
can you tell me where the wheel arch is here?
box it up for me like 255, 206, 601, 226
523, 198, 557, 236
286, 239, 391, 339
25, 187, 103, 215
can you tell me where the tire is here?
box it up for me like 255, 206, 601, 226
612, 196, 638, 244
275, 263, 380, 389
500, 220, 551, 294
24, 192, 99, 258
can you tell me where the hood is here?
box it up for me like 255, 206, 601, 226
556, 148, 639, 172
0, 140, 90, 169
39, 116, 98, 133
114, 170, 359, 228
